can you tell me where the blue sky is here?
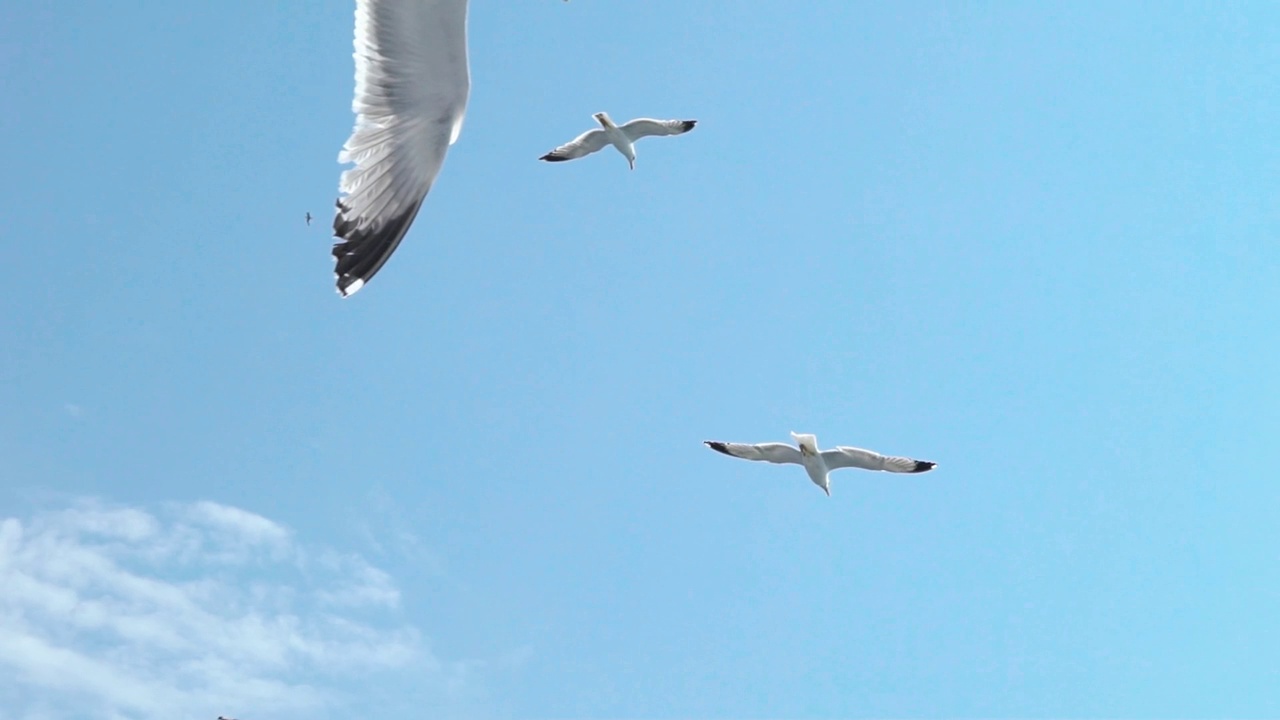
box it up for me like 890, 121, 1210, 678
2, 1, 1279, 718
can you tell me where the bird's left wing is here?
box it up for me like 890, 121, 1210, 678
821, 446, 937, 473
539, 128, 610, 162
332, 0, 471, 297
619, 118, 697, 140
704, 441, 803, 465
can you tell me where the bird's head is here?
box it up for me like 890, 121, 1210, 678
790, 431, 819, 457
593, 112, 615, 129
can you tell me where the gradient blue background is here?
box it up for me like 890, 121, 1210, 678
3, 1, 1279, 717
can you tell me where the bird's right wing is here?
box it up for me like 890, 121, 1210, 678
619, 118, 697, 140
821, 446, 937, 474
704, 441, 803, 465
539, 128, 610, 162
332, 0, 471, 298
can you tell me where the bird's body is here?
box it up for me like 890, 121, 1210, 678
540, 112, 697, 169
791, 433, 833, 493
704, 432, 936, 496
597, 114, 638, 168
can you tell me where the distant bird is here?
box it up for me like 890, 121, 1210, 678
540, 113, 697, 169
331, 0, 568, 298
305, 211, 312, 226
704, 432, 936, 497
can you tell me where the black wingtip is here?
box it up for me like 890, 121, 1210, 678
681, 120, 697, 132
704, 441, 731, 455
911, 460, 937, 473
331, 196, 424, 298
540, 153, 568, 162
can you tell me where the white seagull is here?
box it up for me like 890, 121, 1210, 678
540, 112, 697, 169
331, 0, 566, 298
704, 432, 936, 497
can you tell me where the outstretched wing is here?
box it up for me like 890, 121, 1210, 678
704, 441, 804, 465
539, 128, 610, 162
821, 446, 936, 474
332, 0, 471, 298
620, 118, 697, 141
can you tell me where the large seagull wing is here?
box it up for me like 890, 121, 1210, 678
332, 0, 471, 298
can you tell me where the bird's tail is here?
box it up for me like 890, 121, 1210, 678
789, 432, 819, 455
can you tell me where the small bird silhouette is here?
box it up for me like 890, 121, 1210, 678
305, 212, 312, 226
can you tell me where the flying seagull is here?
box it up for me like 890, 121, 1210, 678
704, 432, 936, 497
331, 0, 566, 298
305, 211, 312, 226
540, 113, 697, 169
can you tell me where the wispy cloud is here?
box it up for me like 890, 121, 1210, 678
353, 484, 446, 576
0, 499, 432, 720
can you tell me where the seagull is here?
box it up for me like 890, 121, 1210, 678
305, 211, 312, 226
540, 113, 697, 169
331, 0, 566, 298
704, 432, 936, 497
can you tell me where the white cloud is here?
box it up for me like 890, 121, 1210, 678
311, 552, 402, 609
0, 499, 431, 720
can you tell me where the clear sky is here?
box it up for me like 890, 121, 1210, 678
2, 1, 1278, 718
